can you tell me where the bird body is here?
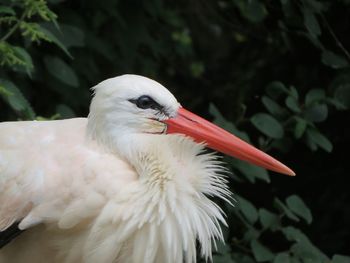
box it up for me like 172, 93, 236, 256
0, 75, 293, 262
0, 117, 228, 263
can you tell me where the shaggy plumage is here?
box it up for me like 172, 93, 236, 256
0, 75, 231, 263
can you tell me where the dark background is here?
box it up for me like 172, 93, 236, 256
1, 0, 349, 262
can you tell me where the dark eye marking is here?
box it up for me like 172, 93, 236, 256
129, 95, 164, 111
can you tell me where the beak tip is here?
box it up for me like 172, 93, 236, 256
283, 167, 296, 176
271, 158, 295, 176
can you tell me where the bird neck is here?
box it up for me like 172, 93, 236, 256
112, 133, 184, 182
86, 131, 231, 262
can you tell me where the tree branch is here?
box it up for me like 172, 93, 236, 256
1, 12, 26, 42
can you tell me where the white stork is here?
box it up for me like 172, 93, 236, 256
0, 75, 294, 263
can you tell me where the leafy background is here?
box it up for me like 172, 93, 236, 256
1, 0, 350, 262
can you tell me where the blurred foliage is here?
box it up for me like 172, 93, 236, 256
1, 0, 350, 262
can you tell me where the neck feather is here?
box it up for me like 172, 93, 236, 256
85, 133, 231, 263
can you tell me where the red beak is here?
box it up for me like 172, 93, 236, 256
164, 107, 295, 176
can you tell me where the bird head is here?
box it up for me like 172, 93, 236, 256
88, 74, 295, 176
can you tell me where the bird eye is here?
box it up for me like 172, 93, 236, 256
129, 95, 160, 110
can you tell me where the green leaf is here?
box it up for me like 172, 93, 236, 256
273, 198, 299, 222
209, 103, 251, 142
303, 8, 321, 37
0, 42, 29, 67
213, 242, 235, 263
334, 84, 350, 109
305, 134, 318, 151
41, 23, 85, 48
0, 85, 12, 97
237, 195, 259, 224
285, 96, 301, 113
236, 0, 267, 23
261, 96, 286, 117
304, 104, 328, 122
232, 162, 255, 183
0, 79, 35, 118
44, 56, 79, 87
0, 6, 15, 15
243, 228, 260, 242
325, 98, 347, 111
322, 51, 349, 69
190, 61, 205, 78
289, 257, 302, 263
251, 113, 284, 139
250, 240, 274, 262
332, 255, 350, 263
12, 47, 34, 75
284, 227, 329, 262
305, 89, 325, 105
286, 195, 313, 224
290, 243, 320, 262
282, 227, 304, 242
289, 86, 299, 100
294, 117, 307, 139
303, 0, 324, 13
274, 253, 291, 263
59, 24, 85, 48
306, 129, 333, 152
280, 0, 295, 18
233, 160, 270, 183
172, 29, 192, 46
259, 209, 280, 230
266, 81, 289, 99
325, 98, 347, 110
39, 26, 72, 57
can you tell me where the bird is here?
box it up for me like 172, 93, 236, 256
0, 74, 294, 263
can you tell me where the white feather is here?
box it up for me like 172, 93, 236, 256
0, 75, 231, 263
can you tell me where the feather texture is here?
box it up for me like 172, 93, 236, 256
0, 119, 230, 262
0, 75, 232, 263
